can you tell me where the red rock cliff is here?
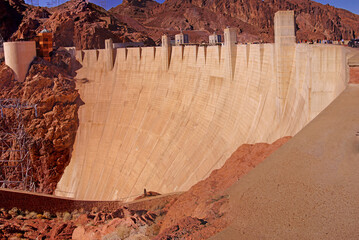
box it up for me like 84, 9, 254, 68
0, 51, 80, 193
110, 0, 359, 43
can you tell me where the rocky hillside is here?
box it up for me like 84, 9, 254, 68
2, 0, 358, 47
0, 0, 27, 41
110, 0, 359, 43
4, 0, 155, 49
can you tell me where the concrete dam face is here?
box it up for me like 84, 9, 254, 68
55, 13, 350, 200
55, 42, 349, 200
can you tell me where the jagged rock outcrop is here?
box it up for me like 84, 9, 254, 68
110, 0, 359, 43
0, 0, 27, 41
115, 0, 160, 21
0, 206, 157, 239
9, 0, 155, 49
350, 67, 359, 84
3, 0, 358, 47
0, 51, 80, 193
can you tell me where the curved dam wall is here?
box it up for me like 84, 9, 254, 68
54, 42, 349, 200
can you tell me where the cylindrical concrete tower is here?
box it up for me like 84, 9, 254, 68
162, 35, 171, 70
274, 11, 296, 114
274, 11, 296, 45
105, 38, 114, 71
224, 28, 237, 79
4, 41, 36, 82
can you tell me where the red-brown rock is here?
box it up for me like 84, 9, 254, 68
0, 0, 26, 40
0, 52, 80, 194
157, 137, 291, 239
350, 67, 359, 84
8, 0, 155, 49
110, 0, 359, 43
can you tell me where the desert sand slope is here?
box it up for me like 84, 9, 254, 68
212, 84, 359, 239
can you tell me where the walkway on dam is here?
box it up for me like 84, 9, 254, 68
212, 84, 359, 239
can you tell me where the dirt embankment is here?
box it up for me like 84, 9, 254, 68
155, 137, 291, 239
0, 50, 80, 194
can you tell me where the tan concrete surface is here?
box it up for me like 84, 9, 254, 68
55, 42, 350, 201
275, 11, 296, 107
4, 41, 36, 82
274, 11, 296, 45
348, 48, 359, 66
212, 84, 359, 239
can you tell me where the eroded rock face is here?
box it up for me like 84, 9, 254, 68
110, 0, 359, 43
0, 51, 80, 193
0, 0, 26, 40
3, 0, 358, 48
9, 0, 155, 49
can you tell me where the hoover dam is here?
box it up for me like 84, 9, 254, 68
54, 11, 354, 201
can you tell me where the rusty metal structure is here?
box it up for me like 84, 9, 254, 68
0, 33, 3, 47
35, 29, 53, 61
0, 34, 3, 61
0, 99, 37, 191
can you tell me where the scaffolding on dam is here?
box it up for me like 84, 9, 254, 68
0, 99, 37, 191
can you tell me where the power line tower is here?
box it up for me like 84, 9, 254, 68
45, 0, 67, 8
0, 33, 3, 48
25, 0, 40, 6
0, 34, 4, 63
98, 0, 106, 9
46, 0, 57, 8
0, 99, 37, 191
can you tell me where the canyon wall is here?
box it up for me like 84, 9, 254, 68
54, 40, 349, 200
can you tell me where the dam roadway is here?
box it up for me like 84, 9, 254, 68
54, 43, 349, 201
